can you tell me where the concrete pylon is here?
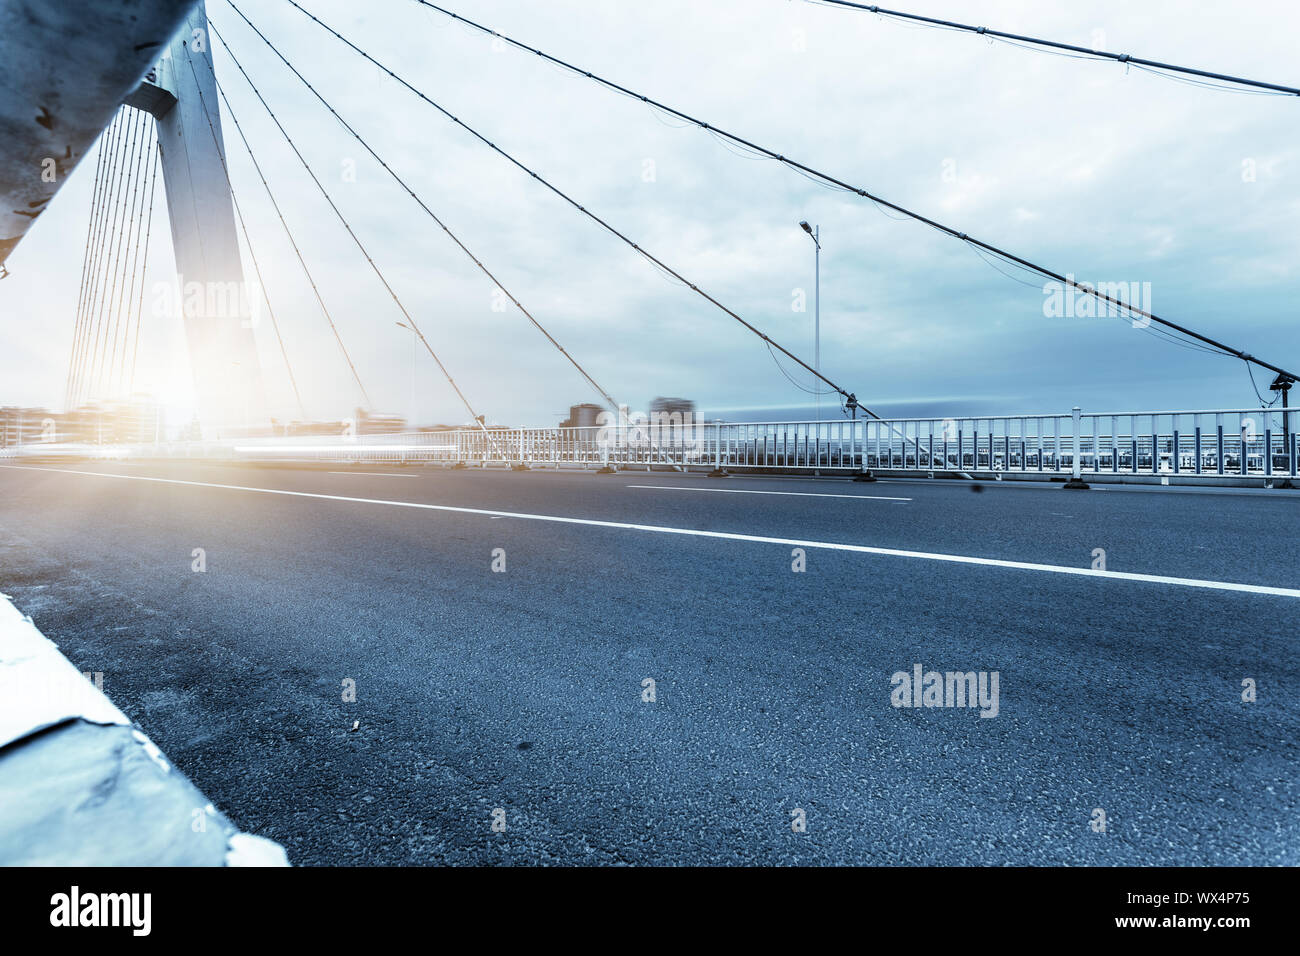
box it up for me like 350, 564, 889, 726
149, 1, 266, 435
0, 0, 199, 268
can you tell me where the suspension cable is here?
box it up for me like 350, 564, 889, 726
208, 22, 512, 455
218, 1, 621, 425
71, 111, 127, 408
191, 47, 372, 410
209, 17, 509, 453
409, 0, 1300, 386
66, 126, 112, 410
258, 0, 940, 464
87, 110, 145, 404
128, 149, 162, 398
71, 114, 122, 406
98, 109, 149, 401
286, 0, 867, 418
107, 117, 155, 399
803, 0, 1300, 98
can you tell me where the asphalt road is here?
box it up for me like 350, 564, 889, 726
0, 461, 1296, 865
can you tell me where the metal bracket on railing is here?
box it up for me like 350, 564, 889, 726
706, 422, 729, 478
596, 435, 615, 474
1064, 406, 1090, 489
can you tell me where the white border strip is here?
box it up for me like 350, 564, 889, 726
626, 484, 911, 502
326, 472, 420, 478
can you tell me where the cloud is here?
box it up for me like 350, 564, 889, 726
2, 0, 1296, 425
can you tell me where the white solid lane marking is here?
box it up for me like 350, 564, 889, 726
4, 464, 1298, 598
626, 484, 911, 502
327, 472, 419, 478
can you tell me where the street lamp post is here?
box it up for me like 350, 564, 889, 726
799, 221, 821, 422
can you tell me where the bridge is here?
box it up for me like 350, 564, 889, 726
0, 0, 1297, 871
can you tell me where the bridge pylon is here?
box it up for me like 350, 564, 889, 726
137, 1, 266, 436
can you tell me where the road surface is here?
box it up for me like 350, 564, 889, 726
0, 461, 1295, 865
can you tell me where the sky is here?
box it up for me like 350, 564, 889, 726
2, 0, 1298, 427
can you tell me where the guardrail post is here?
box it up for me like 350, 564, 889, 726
596, 425, 615, 475
511, 429, 530, 472
854, 418, 878, 481
1240, 418, 1248, 476
708, 423, 728, 478
1064, 406, 1089, 489
1216, 417, 1224, 475
1125, 416, 1135, 475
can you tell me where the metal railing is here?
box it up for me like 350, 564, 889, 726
857, 407, 1298, 480
4, 407, 1297, 483
228, 407, 1300, 482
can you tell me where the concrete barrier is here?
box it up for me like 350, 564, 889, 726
0, 592, 288, 866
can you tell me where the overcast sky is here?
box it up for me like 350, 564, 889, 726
3, 0, 1299, 426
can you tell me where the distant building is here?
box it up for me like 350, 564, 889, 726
561, 403, 603, 429
1, 401, 161, 446
0, 406, 54, 446
649, 397, 696, 425
355, 409, 408, 436
282, 410, 409, 438
284, 419, 352, 437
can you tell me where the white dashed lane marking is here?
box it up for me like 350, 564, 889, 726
3, 465, 1298, 599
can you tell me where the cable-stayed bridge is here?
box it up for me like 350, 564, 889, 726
3, 0, 1297, 477
0, 0, 1297, 871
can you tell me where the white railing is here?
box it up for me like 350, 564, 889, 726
433, 409, 1300, 481
4, 407, 1297, 481
856, 407, 1298, 480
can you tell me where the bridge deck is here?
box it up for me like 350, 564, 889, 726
0, 462, 1294, 865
